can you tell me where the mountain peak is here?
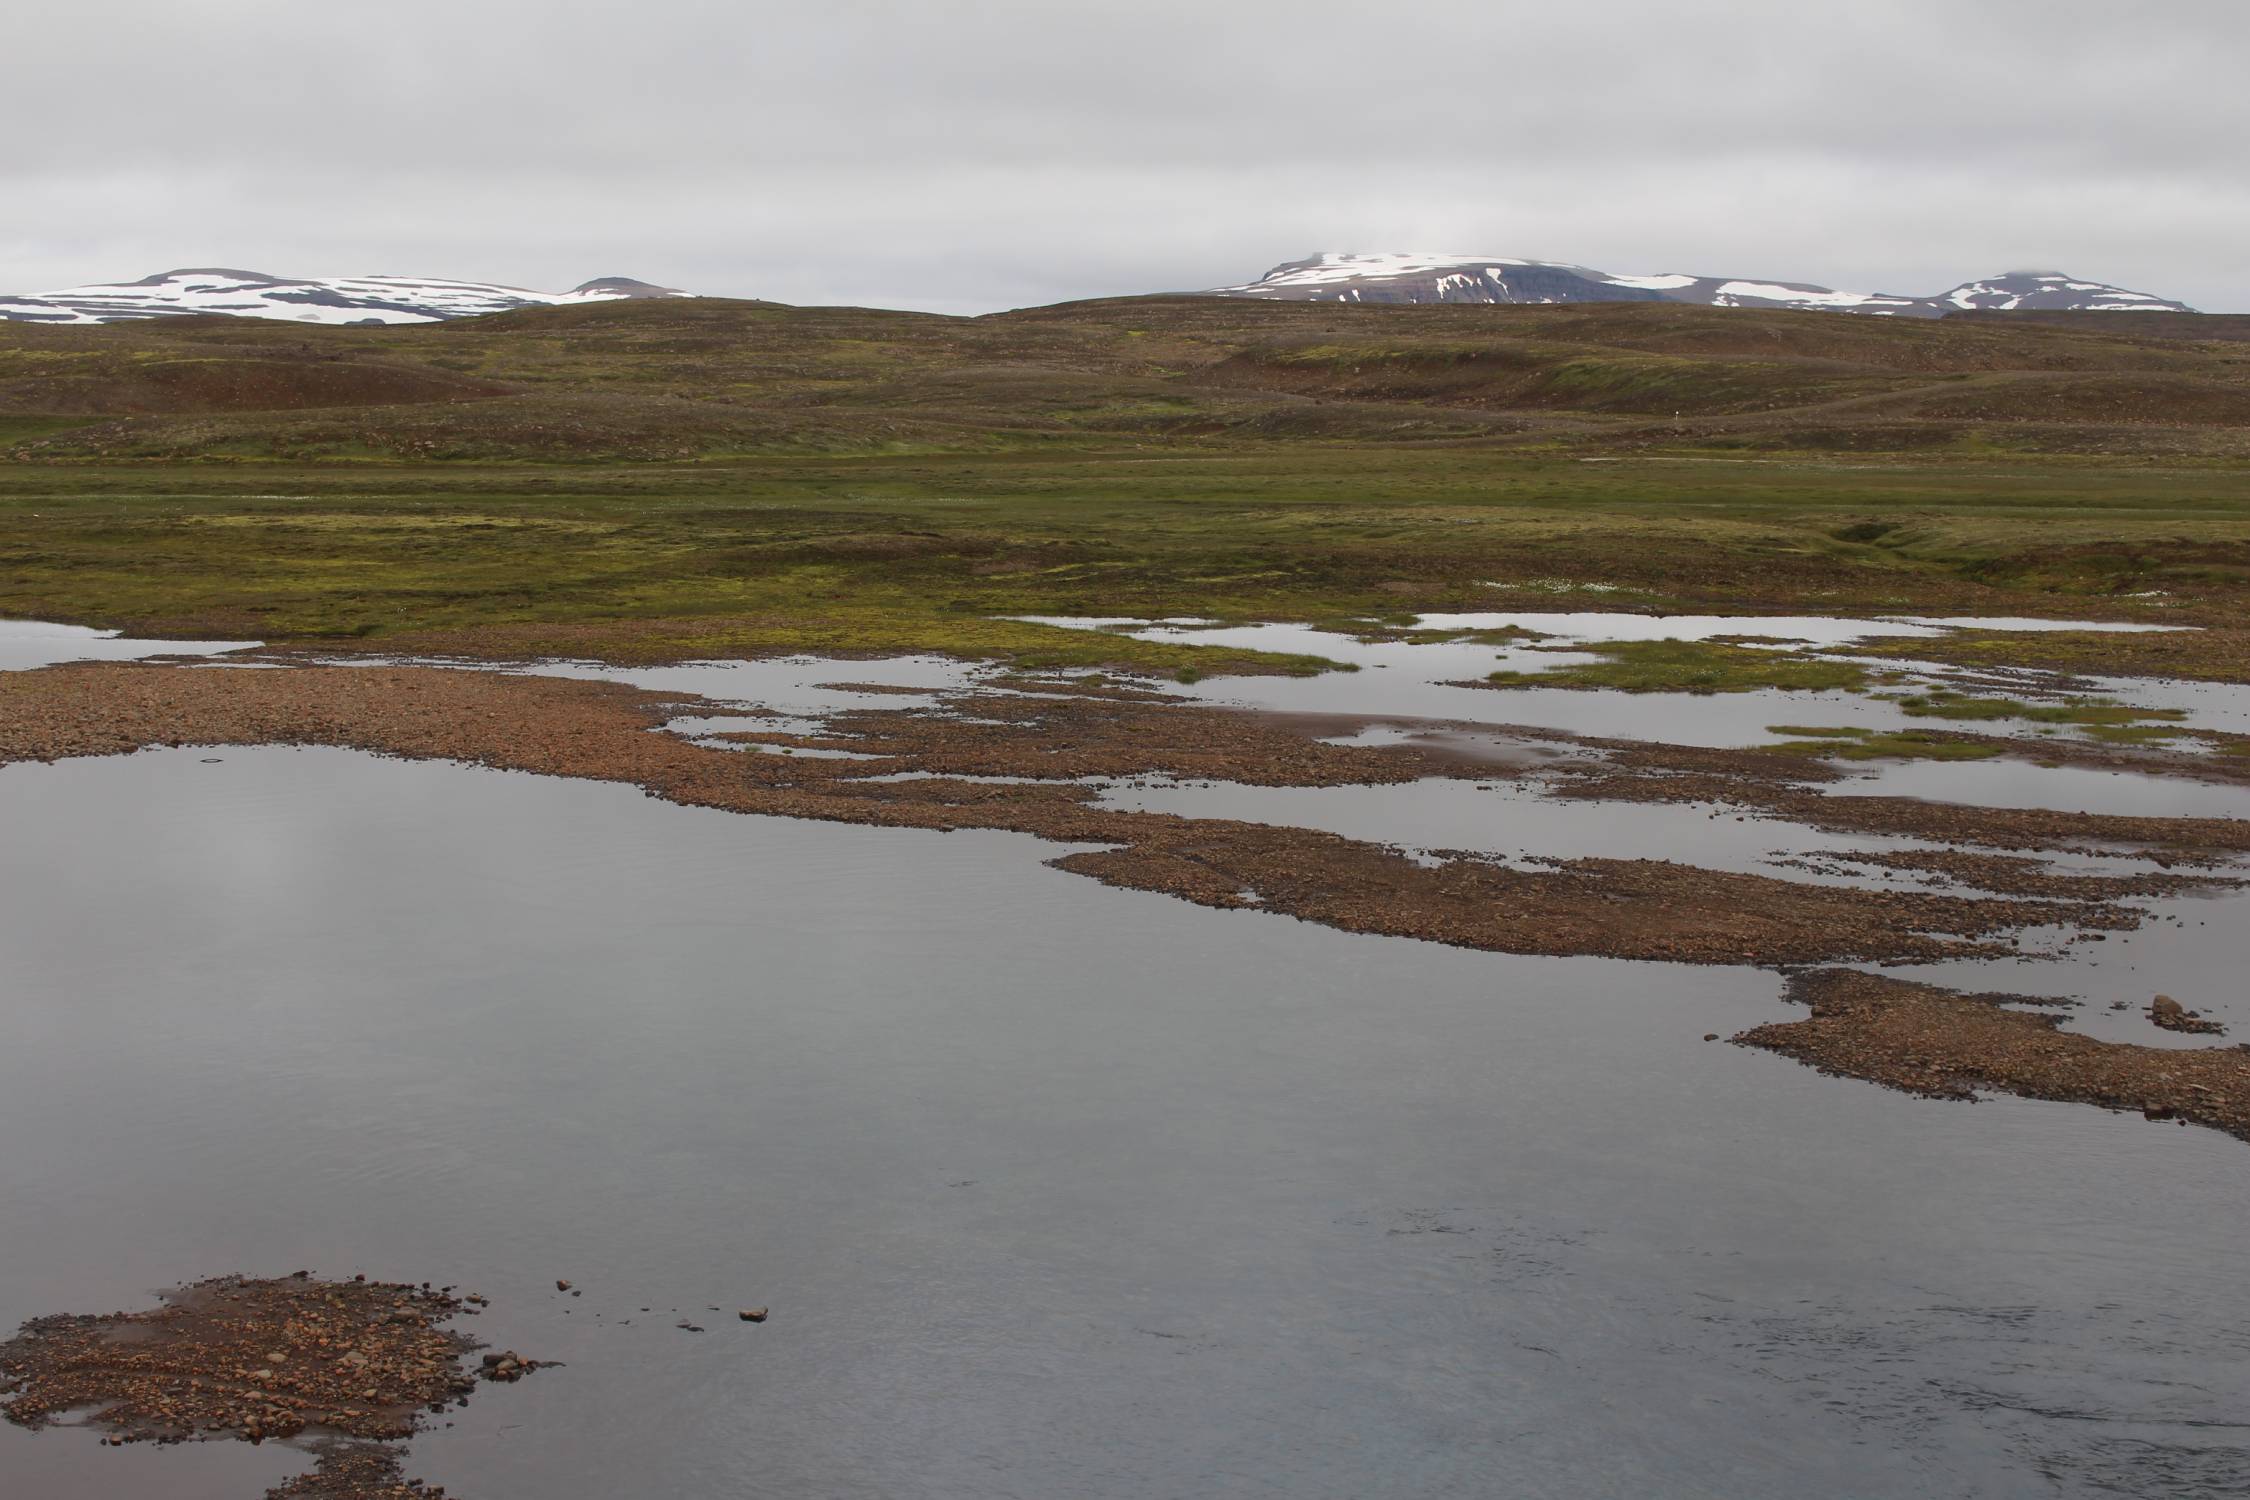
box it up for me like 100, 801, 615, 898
1934, 272, 2194, 314
566, 277, 687, 299
135, 267, 291, 285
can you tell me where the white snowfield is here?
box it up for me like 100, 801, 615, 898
1210, 252, 1560, 289
1706, 280, 1919, 310
1215, 253, 2195, 317
0, 269, 693, 326
1941, 272, 2183, 313
1596, 273, 1699, 291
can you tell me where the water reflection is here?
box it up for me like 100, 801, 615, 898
2, 747, 2244, 1498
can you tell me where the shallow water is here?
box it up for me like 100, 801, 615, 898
521, 652, 994, 717
1837, 757, 2250, 819
1881, 886, 2246, 1046
0, 618, 258, 671
1094, 775, 1966, 893
1016, 611, 2187, 653
1012, 613, 2250, 756
1405, 610, 2186, 643
1097, 776, 2250, 1034
3, 748, 2246, 1499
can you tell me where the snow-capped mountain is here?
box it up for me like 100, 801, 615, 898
0, 269, 692, 326
1927, 271, 2190, 313
1210, 254, 2194, 317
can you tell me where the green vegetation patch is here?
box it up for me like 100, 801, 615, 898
1486, 639, 1869, 694
1765, 726, 2004, 762
1897, 689, 2189, 741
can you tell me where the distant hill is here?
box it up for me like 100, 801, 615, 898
1210, 254, 2195, 318
7, 292, 2250, 464
0, 269, 691, 326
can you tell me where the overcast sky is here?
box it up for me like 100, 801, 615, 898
6, 1, 2244, 312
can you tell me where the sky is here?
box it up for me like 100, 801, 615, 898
5, 0, 2245, 313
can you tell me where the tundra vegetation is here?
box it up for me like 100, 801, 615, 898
4, 297, 2250, 681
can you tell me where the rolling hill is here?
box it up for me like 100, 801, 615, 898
4, 292, 2248, 463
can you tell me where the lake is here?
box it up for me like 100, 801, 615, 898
3, 745, 2245, 1497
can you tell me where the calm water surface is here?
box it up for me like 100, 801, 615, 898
2, 748, 2246, 1498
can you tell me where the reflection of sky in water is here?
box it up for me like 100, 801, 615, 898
0, 619, 259, 671
1012, 612, 2250, 748
2, 745, 2244, 1500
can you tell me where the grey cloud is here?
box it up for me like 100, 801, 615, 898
6, 0, 2246, 311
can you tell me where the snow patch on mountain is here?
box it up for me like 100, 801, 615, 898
1598, 273, 1699, 291
1214, 254, 2195, 318
0, 269, 693, 326
1935, 271, 2188, 313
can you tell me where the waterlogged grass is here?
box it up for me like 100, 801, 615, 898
2, 449, 2249, 672
1895, 690, 2190, 742
2078, 721, 2197, 747
1487, 639, 1870, 694
1356, 623, 1554, 646
1766, 727, 2004, 762
1854, 629, 2250, 685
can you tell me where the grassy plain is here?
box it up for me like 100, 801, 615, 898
5, 296, 2250, 675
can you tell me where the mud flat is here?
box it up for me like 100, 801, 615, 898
0, 659, 2146, 967
1738, 971, 2250, 1140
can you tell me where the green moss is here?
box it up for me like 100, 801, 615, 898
1897, 690, 2188, 740
1767, 729, 2003, 762
2078, 722, 2191, 746
1766, 724, 1869, 739
1487, 640, 1868, 694
1357, 623, 1550, 646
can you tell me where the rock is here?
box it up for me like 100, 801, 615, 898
738, 1307, 768, 1323
2149, 995, 2226, 1035
1702, 1033, 1719, 1042
554, 1280, 572, 1292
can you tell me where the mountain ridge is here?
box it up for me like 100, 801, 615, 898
0, 269, 690, 326
1210, 253, 2196, 318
